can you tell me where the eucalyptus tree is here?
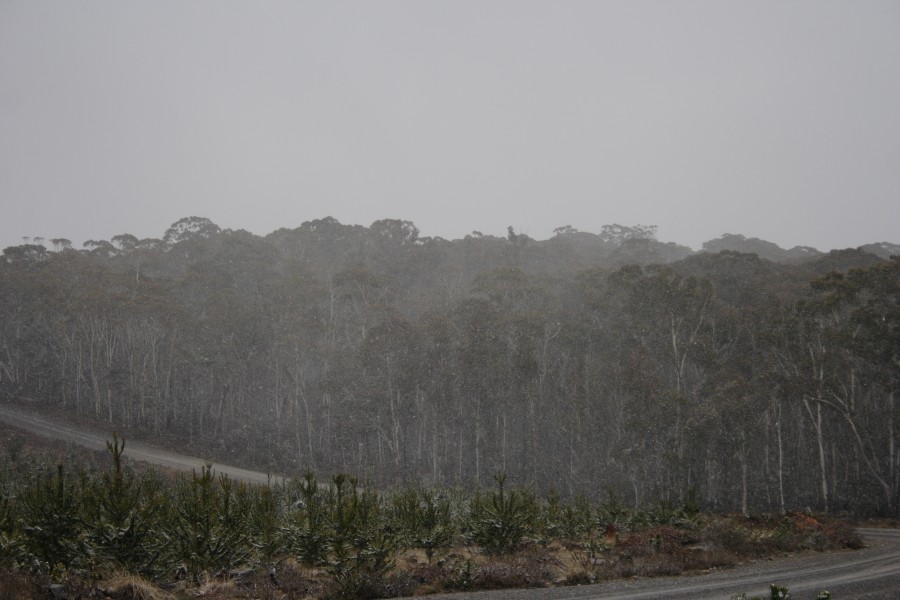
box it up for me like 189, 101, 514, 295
359, 315, 421, 476
802, 258, 900, 514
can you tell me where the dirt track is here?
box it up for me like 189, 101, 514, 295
0, 403, 284, 485
402, 529, 900, 600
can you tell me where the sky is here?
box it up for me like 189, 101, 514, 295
1, 1, 899, 253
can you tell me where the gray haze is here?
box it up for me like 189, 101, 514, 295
1, 1, 898, 252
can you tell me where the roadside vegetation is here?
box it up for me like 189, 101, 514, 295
0, 439, 863, 600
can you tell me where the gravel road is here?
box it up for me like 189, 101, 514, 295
0, 403, 284, 485
402, 529, 900, 600
1, 403, 897, 599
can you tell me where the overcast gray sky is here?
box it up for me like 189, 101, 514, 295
1, 1, 898, 252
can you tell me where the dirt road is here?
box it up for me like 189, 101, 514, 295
406, 529, 900, 600
0, 403, 284, 485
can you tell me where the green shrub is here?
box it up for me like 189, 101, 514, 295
82, 435, 164, 575
0, 496, 22, 568
468, 473, 537, 555
284, 471, 330, 566
681, 486, 701, 517
325, 474, 398, 598
247, 484, 286, 565
17, 464, 84, 573
389, 485, 455, 563
770, 584, 791, 599
596, 490, 629, 527
559, 495, 596, 539
537, 488, 563, 543
162, 466, 251, 579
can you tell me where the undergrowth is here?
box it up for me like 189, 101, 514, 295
0, 440, 866, 599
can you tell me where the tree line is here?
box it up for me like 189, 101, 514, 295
1, 217, 898, 515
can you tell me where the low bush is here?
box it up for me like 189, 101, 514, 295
388, 485, 455, 563
324, 475, 398, 599
0, 449, 871, 599
467, 473, 537, 555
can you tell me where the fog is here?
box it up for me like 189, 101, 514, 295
2, 1, 899, 251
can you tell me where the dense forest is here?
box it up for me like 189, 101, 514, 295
1, 217, 898, 516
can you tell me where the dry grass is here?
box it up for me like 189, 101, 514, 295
99, 573, 174, 600
0, 568, 41, 600
184, 562, 328, 600
194, 577, 239, 599
387, 543, 563, 596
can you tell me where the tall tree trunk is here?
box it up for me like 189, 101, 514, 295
774, 397, 786, 515
802, 396, 829, 513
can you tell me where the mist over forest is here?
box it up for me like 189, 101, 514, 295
1, 216, 898, 516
